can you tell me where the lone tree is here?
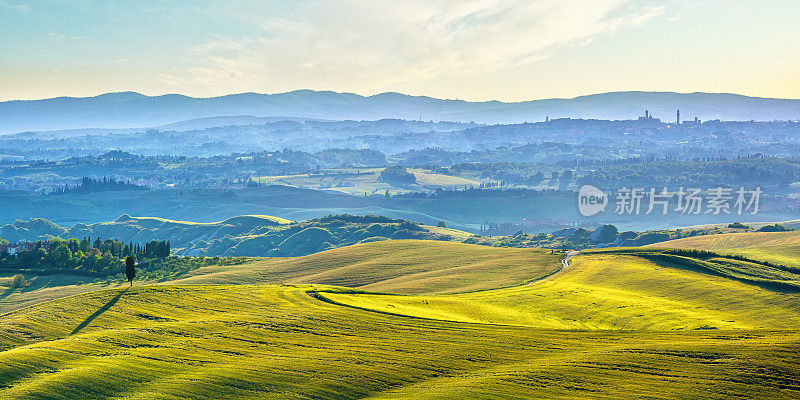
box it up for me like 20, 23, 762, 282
125, 256, 136, 287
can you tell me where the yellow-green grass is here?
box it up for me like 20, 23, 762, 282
407, 168, 482, 187
650, 231, 800, 269
1, 284, 798, 399
416, 225, 473, 240
172, 240, 562, 295
2, 243, 800, 398
115, 215, 292, 226
323, 253, 800, 330
253, 168, 484, 196
0, 273, 115, 315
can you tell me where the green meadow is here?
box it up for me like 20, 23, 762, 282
1, 240, 799, 398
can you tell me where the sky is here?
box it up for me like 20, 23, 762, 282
1, 0, 799, 102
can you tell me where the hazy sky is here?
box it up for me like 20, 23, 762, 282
1, 0, 799, 101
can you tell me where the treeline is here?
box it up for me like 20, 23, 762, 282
49, 176, 146, 195
393, 187, 571, 199
0, 237, 170, 276
579, 157, 800, 189
379, 166, 416, 184
447, 162, 564, 186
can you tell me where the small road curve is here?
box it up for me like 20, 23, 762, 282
561, 250, 580, 271
528, 250, 579, 285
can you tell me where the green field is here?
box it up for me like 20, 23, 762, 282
254, 168, 485, 197
323, 252, 800, 330
173, 240, 562, 294
1, 240, 799, 398
0, 274, 115, 315
651, 230, 800, 269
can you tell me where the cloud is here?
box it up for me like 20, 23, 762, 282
160, 0, 667, 95
0, 0, 29, 13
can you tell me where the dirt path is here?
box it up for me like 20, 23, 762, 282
526, 250, 579, 285
562, 250, 579, 270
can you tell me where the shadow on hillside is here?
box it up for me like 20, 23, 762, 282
19, 276, 57, 293
643, 255, 800, 293
70, 288, 127, 335
1, 275, 83, 301
0, 286, 16, 300
0, 276, 45, 300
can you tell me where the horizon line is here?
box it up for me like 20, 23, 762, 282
3, 89, 800, 104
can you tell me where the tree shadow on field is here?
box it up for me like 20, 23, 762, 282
70, 288, 128, 335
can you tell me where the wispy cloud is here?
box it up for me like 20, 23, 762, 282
0, 0, 29, 13
160, 0, 667, 95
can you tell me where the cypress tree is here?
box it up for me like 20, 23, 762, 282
125, 256, 136, 287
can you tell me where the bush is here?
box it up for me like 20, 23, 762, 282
758, 224, 789, 232
728, 222, 752, 230
10, 274, 27, 288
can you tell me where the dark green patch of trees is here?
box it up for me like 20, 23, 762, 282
379, 166, 416, 184
758, 223, 789, 232
49, 176, 146, 195
0, 237, 170, 276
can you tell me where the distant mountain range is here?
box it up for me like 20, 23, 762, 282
1, 90, 799, 133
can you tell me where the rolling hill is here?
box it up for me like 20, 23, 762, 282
171, 240, 562, 294
323, 251, 800, 330
0, 240, 555, 314
1, 240, 798, 398
2, 90, 799, 133
649, 230, 800, 269
0, 214, 473, 257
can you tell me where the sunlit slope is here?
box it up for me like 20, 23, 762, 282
173, 240, 562, 294
650, 231, 800, 269
0, 274, 109, 315
323, 253, 800, 330
1, 285, 798, 399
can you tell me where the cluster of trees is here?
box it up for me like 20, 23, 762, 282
758, 223, 789, 232
49, 177, 146, 195
78, 237, 170, 259
0, 237, 170, 276
379, 166, 417, 184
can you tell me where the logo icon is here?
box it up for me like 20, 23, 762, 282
578, 185, 608, 216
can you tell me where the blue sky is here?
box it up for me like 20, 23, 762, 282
1, 0, 799, 101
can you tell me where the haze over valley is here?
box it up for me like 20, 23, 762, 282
2, 1, 800, 399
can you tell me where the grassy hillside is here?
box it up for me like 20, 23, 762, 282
1, 284, 798, 399
650, 231, 800, 269
323, 252, 800, 330
254, 167, 484, 197
0, 273, 112, 315
1, 241, 799, 398
174, 240, 562, 295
